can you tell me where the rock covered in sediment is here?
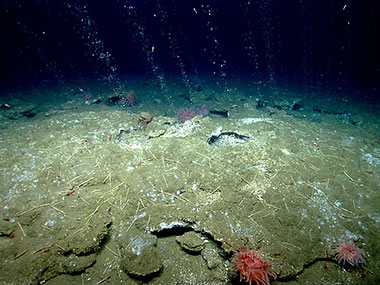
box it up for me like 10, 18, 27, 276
118, 230, 163, 278
201, 243, 223, 270
176, 231, 205, 253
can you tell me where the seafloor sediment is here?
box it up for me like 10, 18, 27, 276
0, 82, 379, 284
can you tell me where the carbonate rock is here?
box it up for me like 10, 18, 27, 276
176, 231, 205, 253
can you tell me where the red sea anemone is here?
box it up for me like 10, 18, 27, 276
333, 239, 366, 267
232, 247, 277, 285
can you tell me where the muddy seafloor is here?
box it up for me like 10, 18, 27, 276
0, 85, 379, 284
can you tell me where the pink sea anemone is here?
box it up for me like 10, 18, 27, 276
232, 247, 277, 285
178, 107, 196, 122
124, 90, 138, 106
81, 92, 92, 101
333, 239, 366, 267
196, 104, 210, 116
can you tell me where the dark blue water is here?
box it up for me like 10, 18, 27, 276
0, 0, 379, 103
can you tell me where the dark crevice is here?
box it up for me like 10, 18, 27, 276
150, 225, 194, 237
152, 225, 234, 266
207, 131, 249, 145
277, 257, 340, 282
